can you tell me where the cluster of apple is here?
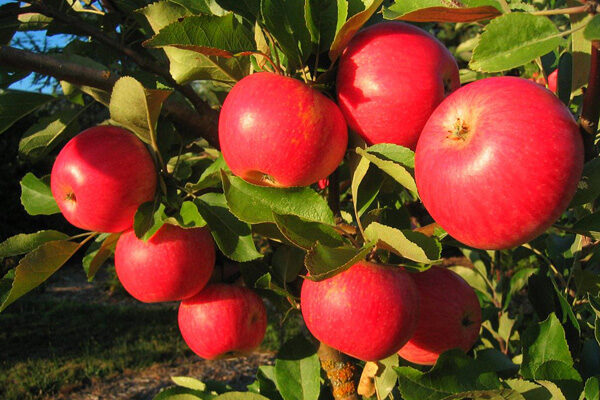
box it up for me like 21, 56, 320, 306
50, 126, 267, 360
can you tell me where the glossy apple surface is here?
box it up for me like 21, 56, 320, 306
398, 266, 481, 365
178, 284, 267, 360
115, 224, 215, 303
301, 261, 419, 361
415, 77, 583, 249
336, 21, 460, 150
51, 126, 156, 233
219, 72, 348, 187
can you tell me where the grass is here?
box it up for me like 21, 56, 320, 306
0, 293, 301, 400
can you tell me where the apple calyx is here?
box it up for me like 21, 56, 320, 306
447, 118, 470, 141
65, 191, 76, 202
461, 313, 476, 327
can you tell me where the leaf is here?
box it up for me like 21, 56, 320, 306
519, 314, 582, 400
383, 0, 501, 23
304, 241, 375, 281
475, 349, 519, 377
534, 382, 566, 400
215, 0, 260, 21
584, 15, 600, 41
395, 350, 501, 400
329, 0, 384, 62
449, 265, 492, 301
0, 90, 54, 135
569, 1, 593, 92
274, 335, 320, 400
0, 230, 68, 260
0, 240, 80, 312
177, 201, 208, 228
82, 233, 120, 281
470, 13, 565, 73
304, 0, 346, 53
584, 377, 600, 400
195, 193, 263, 262
171, 376, 207, 391
375, 354, 399, 400
271, 245, 306, 283
570, 158, 600, 207
215, 393, 269, 400
20, 173, 60, 216
134, 202, 166, 240
153, 386, 210, 400
356, 146, 417, 194
442, 389, 525, 400
351, 157, 383, 219
504, 267, 538, 309
364, 222, 441, 263
170, 0, 212, 14
273, 213, 344, 250
109, 76, 172, 145
18, 107, 82, 161
186, 154, 229, 192
261, 0, 313, 69
221, 172, 335, 225
503, 379, 554, 400
572, 212, 600, 240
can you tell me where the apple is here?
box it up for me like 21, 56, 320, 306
178, 284, 267, 360
415, 77, 584, 250
219, 72, 348, 187
115, 224, 215, 303
300, 261, 419, 361
51, 126, 156, 233
398, 266, 481, 365
336, 21, 460, 150
548, 69, 558, 93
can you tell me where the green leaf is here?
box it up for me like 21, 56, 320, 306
503, 379, 554, 400
449, 265, 493, 301
519, 314, 582, 400
351, 157, 383, 219
570, 158, 600, 206
0, 90, 54, 135
221, 172, 335, 225
82, 233, 120, 281
214, 0, 260, 21
584, 15, 600, 41
255, 272, 294, 298
177, 201, 208, 228
153, 385, 210, 400
274, 335, 320, 400
261, 0, 313, 69
20, 173, 60, 216
304, 0, 346, 53
144, 14, 255, 57
195, 193, 263, 262
572, 212, 600, 240
470, 13, 565, 73
356, 146, 417, 194
215, 392, 269, 400
170, 0, 212, 14
442, 389, 525, 400
171, 376, 207, 391
18, 107, 82, 161
304, 241, 375, 281
271, 245, 306, 283
134, 202, 166, 240
363, 222, 441, 263
186, 154, 229, 192
383, 0, 501, 23
375, 354, 399, 400
474, 349, 519, 377
0, 240, 80, 312
504, 267, 538, 309
0, 230, 68, 260
584, 377, 600, 400
395, 350, 501, 400
273, 213, 344, 250
109, 76, 172, 145
329, 0, 384, 62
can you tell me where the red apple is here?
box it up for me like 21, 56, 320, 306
51, 126, 156, 233
336, 21, 460, 150
115, 224, 215, 303
178, 284, 267, 360
398, 266, 481, 365
219, 72, 348, 187
300, 261, 419, 361
548, 69, 558, 93
415, 77, 583, 250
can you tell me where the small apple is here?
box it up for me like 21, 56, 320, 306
51, 126, 156, 233
398, 266, 481, 365
415, 77, 583, 249
300, 261, 419, 361
115, 224, 215, 303
178, 284, 267, 360
336, 21, 460, 150
219, 72, 348, 187
548, 69, 558, 93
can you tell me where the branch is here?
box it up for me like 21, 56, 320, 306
532, 4, 596, 16
580, 41, 600, 161
0, 45, 219, 148
317, 343, 359, 400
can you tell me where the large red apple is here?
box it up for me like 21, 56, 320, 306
415, 77, 583, 249
115, 224, 215, 303
178, 284, 267, 360
398, 266, 481, 365
336, 21, 460, 150
219, 72, 348, 187
51, 126, 156, 233
300, 261, 419, 361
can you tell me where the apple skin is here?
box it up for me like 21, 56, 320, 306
548, 69, 558, 93
178, 284, 267, 360
219, 72, 348, 187
51, 126, 156, 233
398, 266, 482, 365
115, 224, 215, 303
300, 261, 419, 361
415, 77, 583, 250
336, 21, 460, 150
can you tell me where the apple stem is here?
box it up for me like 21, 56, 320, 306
580, 40, 600, 161
317, 342, 360, 400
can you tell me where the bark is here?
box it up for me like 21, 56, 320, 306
317, 343, 359, 400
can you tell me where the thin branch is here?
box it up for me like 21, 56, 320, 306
0, 45, 220, 148
532, 4, 592, 16
580, 41, 600, 161
318, 343, 359, 400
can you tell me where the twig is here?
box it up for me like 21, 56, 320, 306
580, 41, 600, 161
532, 4, 592, 16
317, 343, 359, 400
